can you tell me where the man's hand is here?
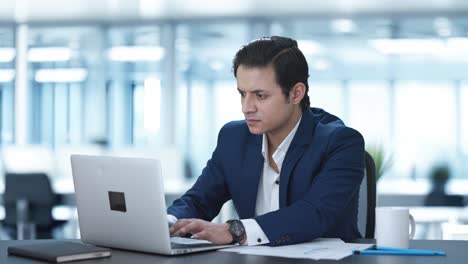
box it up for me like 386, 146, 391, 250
169, 219, 233, 245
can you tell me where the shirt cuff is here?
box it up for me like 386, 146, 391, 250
167, 214, 178, 227
241, 219, 269, 246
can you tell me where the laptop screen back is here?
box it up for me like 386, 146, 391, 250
70, 155, 172, 254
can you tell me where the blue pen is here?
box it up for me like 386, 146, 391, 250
376, 247, 446, 255
354, 247, 446, 256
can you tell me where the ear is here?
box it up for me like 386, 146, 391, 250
290, 83, 306, 105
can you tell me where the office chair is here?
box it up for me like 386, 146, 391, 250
3, 172, 65, 239
357, 151, 377, 239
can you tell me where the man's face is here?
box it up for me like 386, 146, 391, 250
236, 65, 296, 136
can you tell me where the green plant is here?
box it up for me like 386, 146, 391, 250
366, 144, 394, 182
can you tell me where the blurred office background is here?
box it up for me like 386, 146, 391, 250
1, 0, 468, 240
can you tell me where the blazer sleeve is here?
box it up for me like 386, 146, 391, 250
167, 127, 231, 221
254, 126, 365, 246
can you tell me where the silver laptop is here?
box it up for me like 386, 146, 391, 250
70, 154, 234, 255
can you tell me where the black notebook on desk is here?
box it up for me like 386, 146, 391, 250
8, 241, 111, 263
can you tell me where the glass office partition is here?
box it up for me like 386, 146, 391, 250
28, 26, 100, 147
175, 22, 249, 177
461, 82, 468, 160
394, 81, 457, 178
0, 26, 15, 144
214, 80, 243, 132
348, 82, 391, 146
2, 15, 468, 184
309, 82, 345, 120
271, 17, 468, 180
107, 25, 165, 148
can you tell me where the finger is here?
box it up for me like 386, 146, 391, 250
172, 219, 193, 231
191, 230, 209, 241
179, 221, 204, 236
170, 219, 193, 234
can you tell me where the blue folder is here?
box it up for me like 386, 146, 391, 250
354, 246, 446, 256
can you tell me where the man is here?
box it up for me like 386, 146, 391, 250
168, 36, 365, 247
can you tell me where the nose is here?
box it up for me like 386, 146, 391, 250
242, 94, 256, 114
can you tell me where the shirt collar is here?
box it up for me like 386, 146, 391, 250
261, 115, 302, 169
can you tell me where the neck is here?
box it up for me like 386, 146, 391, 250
266, 107, 302, 151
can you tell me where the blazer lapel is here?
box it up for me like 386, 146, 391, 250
279, 109, 317, 208
239, 135, 263, 218
279, 145, 306, 208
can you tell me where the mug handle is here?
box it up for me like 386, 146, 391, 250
409, 213, 416, 239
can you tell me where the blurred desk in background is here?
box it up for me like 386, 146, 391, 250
409, 206, 468, 239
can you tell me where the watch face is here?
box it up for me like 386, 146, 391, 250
232, 222, 243, 236
228, 220, 245, 243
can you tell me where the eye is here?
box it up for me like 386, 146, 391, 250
256, 93, 265, 99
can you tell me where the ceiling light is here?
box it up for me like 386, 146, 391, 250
297, 40, 322, 55
369, 38, 446, 55
108, 46, 165, 62
0, 69, 15, 82
0, 48, 16, 62
139, 0, 165, 17
28, 47, 72, 62
35, 68, 87, 83
331, 19, 356, 33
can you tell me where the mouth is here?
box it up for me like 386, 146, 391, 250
246, 119, 260, 125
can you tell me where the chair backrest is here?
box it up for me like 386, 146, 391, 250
3, 172, 56, 227
357, 151, 377, 238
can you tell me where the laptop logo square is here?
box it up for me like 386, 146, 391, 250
108, 191, 127, 212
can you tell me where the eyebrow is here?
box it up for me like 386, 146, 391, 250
237, 88, 266, 93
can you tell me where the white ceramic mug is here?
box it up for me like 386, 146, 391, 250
375, 207, 415, 248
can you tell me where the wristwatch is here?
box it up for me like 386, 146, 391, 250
226, 220, 246, 244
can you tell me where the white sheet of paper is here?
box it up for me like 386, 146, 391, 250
219, 238, 373, 260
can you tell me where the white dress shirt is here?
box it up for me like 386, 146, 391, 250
240, 116, 302, 245
168, 116, 302, 246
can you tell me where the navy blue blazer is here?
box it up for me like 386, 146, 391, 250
168, 107, 365, 246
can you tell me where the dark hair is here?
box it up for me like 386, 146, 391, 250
232, 36, 310, 111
